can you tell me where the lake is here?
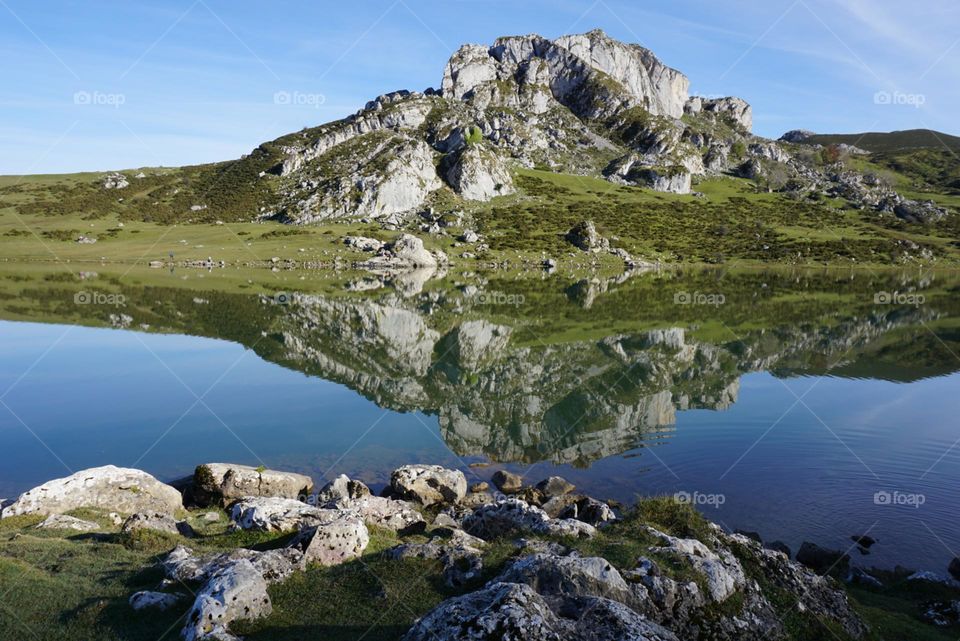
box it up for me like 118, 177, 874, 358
0, 263, 958, 571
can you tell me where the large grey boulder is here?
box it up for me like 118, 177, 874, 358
402, 581, 677, 641
444, 144, 515, 201
290, 511, 369, 567
332, 495, 425, 535
122, 511, 191, 537
390, 464, 467, 506
463, 498, 596, 539
1, 466, 182, 518
192, 463, 313, 507
230, 497, 331, 532
182, 559, 272, 641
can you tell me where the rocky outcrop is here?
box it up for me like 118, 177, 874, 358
182, 558, 272, 641
191, 463, 313, 507
230, 497, 331, 532
402, 581, 678, 641
1, 466, 182, 518
463, 498, 596, 539
444, 143, 515, 201
566, 220, 610, 252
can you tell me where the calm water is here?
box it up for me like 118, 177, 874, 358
0, 265, 958, 571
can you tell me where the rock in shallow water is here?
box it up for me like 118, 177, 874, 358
390, 464, 467, 506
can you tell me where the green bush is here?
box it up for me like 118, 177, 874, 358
464, 125, 483, 146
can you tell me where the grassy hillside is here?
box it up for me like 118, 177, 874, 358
804, 129, 960, 154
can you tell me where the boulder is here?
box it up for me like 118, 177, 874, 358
192, 463, 313, 507
444, 144, 515, 201
315, 474, 371, 505
129, 591, 184, 612
162, 545, 302, 586
648, 528, 745, 602
290, 511, 369, 567
469, 482, 489, 493
402, 581, 677, 641
102, 172, 129, 189
388, 529, 486, 587
390, 465, 467, 506
765, 540, 791, 557
463, 498, 595, 540
950, 557, 960, 581
535, 476, 575, 498
369, 234, 438, 269
443, 321, 513, 371
565, 221, 609, 252
796, 541, 850, 575
182, 559, 272, 641
1, 466, 182, 518
35, 514, 100, 532
333, 495, 425, 535
121, 511, 191, 536
343, 236, 385, 253
491, 470, 523, 494
230, 497, 332, 532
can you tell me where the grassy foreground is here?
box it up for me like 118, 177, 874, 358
0, 498, 957, 641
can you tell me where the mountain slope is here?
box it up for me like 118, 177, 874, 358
801, 129, 960, 153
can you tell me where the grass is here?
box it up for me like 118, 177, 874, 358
1, 499, 958, 640
1, 162, 957, 269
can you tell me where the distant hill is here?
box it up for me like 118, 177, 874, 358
802, 129, 960, 154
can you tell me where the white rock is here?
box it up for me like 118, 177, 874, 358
182, 559, 271, 641
390, 465, 467, 506
290, 511, 369, 567
193, 463, 313, 506
229, 497, 331, 532
129, 590, 183, 612
35, 514, 100, 532
1, 466, 182, 518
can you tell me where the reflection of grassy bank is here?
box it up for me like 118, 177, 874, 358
1, 498, 955, 641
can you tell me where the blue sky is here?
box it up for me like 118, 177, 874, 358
2, 0, 957, 174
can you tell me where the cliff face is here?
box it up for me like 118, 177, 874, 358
269, 29, 757, 223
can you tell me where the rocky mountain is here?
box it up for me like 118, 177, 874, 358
268, 29, 757, 223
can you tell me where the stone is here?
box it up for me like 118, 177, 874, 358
535, 476, 575, 498
333, 495, 425, 535
315, 474, 371, 505
192, 463, 313, 507
182, 559, 272, 641
765, 540, 791, 557
343, 236, 384, 253
402, 581, 677, 641
444, 144, 515, 201
1, 466, 183, 518
370, 234, 438, 269
463, 498, 596, 540
35, 514, 100, 532
648, 527, 745, 602
129, 590, 184, 612
779, 129, 815, 143
443, 320, 512, 371
121, 511, 191, 536
491, 470, 523, 494
161, 545, 302, 586
388, 529, 486, 588
230, 497, 333, 532
735, 529, 762, 543
390, 465, 467, 506
565, 221, 609, 252
460, 230, 480, 244
469, 482, 489, 493
845, 567, 882, 588
290, 511, 369, 567
796, 541, 850, 575
949, 557, 960, 581
102, 173, 129, 189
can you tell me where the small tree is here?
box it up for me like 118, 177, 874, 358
464, 125, 483, 145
